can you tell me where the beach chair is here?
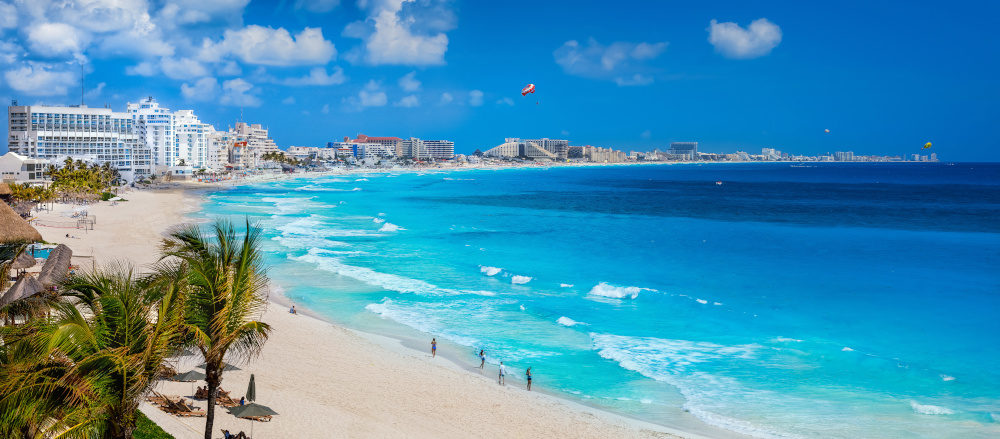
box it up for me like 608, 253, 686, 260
167, 398, 206, 417
146, 391, 171, 407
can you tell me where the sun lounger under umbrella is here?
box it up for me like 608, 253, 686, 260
171, 369, 207, 395
229, 402, 277, 437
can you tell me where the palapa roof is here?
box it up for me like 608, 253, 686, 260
11, 250, 37, 270
38, 244, 72, 287
0, 275, 44, 308
0, 200, 42, 244
0, 182, 11, 196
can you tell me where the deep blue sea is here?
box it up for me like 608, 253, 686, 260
198, 163, 1000, 438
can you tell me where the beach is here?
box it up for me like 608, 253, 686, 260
31, 184, 690, 439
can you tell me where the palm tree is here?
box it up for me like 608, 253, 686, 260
0, 262, 188, 439
161, 219, 271, 439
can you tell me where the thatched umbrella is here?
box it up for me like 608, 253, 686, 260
37, 244, 72, 288
11, 251, 36, 270
0, 200, 42, 244
0, 275, 44, 308
0, 182, 11, 198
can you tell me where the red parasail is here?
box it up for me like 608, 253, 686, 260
521, 84, 535, 96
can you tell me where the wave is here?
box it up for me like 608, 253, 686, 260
587, 282, 656, 300
379, 222, 403, 232
511, 275, 532, 285
261, 196, 320, 215
771, 337, 803, 343
841, 347, 854, 352
355, 178, 369, 181
560, 283, 574, 288
591, 333, 797, 439
557, 316, 587, 326
294, 249, 479, 296
479, 266, 502, 276
696, 298, 708, 304
940, 374, 956, 382
373, 217, 386, 224
910, 401, 955, 415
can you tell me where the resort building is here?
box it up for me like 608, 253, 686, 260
668, 142, 698, 161
127, 97, 177, 176
400, 137, 455, 160
524, 138, 569, 160
0, 152, 49, 184
483, 138, 558, 160
7, 102, 145, 182
352, 142, 395, 160
174, 110, 215, 171
345, 135, 403, 157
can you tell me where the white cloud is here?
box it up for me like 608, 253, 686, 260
158, 0, 250, 26
496, 97, 514, 106
282, 96, 296, 104
0, 3, 17, 29
346, 0, 455, 66
321, 103, 330, 113
468, 89, 483, 106
295, 0, 340, 13
181, 77, 220, 101
160, 57, 209, 80
708, 18, 782, 59
3, 63, 77, 96
554, 38, 667, 86
615, 74, 653, 86
280, 67, 346, 86
394, 94, 419, 107
0, 41, 24, 64
218, 61, 242, 76
125, 61, 157, 76
84, 82, 106, 100
358, 80, 387, 106
398, 71, 420, 91
27, 22, 88, 59
200, 25, 336, 66
220, 78, 261, 107
439, 92, 453, 104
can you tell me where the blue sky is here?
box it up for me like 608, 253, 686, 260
0, 0, 997, 160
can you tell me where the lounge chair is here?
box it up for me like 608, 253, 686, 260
166, 398, 206, 417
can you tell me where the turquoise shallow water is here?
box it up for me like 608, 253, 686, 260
198, 163, 1000, 438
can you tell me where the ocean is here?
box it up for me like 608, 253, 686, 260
197, 162, 1000, 438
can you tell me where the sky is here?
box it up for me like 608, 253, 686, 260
0, 0, 997, 160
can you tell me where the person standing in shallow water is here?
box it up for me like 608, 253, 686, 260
479, 350, 486, 369
431, 338, 437, 357
498, 361, 507, 385
526, 367, 532, 391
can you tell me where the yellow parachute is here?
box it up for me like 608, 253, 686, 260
923, 142, 932, 149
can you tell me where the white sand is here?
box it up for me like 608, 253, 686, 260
32, 186, 697, 439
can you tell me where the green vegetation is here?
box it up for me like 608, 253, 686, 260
134, 412, 174, 439
0, 218, 270, 439
261, 151, 304, 166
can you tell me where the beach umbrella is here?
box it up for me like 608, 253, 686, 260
0, 200, 42, 244
11, 251, 36, 270
246, 374, 256, 402
197, 362, 242, 372
37, 244, 72, 288
0, 275, 43, 309
230, 402, 278, 438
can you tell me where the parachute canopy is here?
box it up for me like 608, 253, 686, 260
521, 84, 535, 96
923, 142, 932, 149
824, 129, 830, 134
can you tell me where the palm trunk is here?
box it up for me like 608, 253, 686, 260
204, 366, 221, 439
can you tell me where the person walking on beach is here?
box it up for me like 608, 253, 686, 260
498, 361, 507, 385
431, 338, 437, 358
526, 367, 532, 391
479, 350, 486, 369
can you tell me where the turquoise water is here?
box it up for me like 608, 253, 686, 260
198, 163, 1000, 438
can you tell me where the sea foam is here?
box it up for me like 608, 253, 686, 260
511, 275, 532, 285
587, 282, 656, 300
910, 401, 955, 415
557, 316, 587, 326
479, 266, 502, 276
379, 222, 402, 232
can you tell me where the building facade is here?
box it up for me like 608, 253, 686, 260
668, 142, 698, 160
7, 103, 145, 182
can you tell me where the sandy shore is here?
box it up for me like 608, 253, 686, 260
31, 185, 698, 439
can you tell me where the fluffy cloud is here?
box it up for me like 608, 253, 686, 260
27, 23, 88, 59
295, 0, 340, 13
160, 57, 210, 80
158, 0, 250, 26
707, 18, 782, 59
398, 71, 420, 91
3, 63, 77, 96
321, 103, 330, 113
200, 25, 336, 66
554, 38, 667, 86
280, 67, 346, 86
346, 0, 455, 66
439, 92, 453, 104
0, 2, 17, 29
282, 96, 296, 104
84, 82, 106, 100
357, 80, 387, 106
468, 89, 483, 106
125, 61, 158, 76
0, 41, 24, 64
181, 77, 221, 101
394, 94, 419, 107
220, 78, 261, 107
496, 97, 514, 106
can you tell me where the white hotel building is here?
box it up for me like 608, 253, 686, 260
7, 102, 147, 182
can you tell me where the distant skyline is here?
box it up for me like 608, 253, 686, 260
0, 0, 997, 160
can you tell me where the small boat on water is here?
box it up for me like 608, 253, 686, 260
715, 181, 723, 186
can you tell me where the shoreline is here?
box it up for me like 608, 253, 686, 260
34, 181, 714, 438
